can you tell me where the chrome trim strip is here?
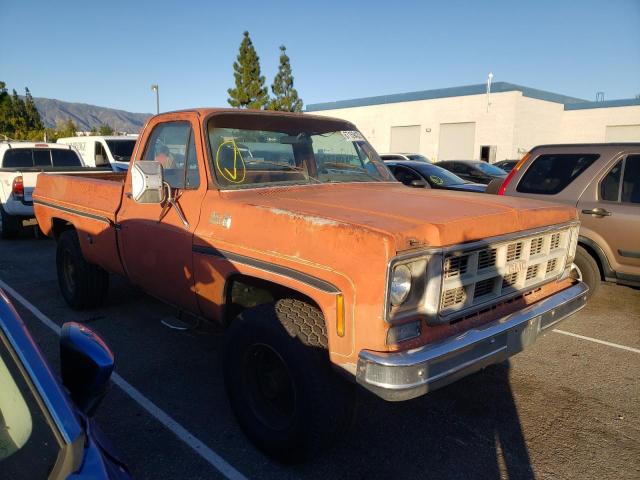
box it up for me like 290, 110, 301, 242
359, 282, 588, 401
192, 244, 340, 294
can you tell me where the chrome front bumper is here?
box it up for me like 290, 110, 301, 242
356, 281, 589, 401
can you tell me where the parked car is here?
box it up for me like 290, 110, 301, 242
35, 109, 587, 462
492, 143, 640, 296
57, 136, 138, 172
437, 160, 507, 184
0, 141, 111, 238
385, 159, 487, 192
0, 289, 130, 479
380, 153, 431, 163
494, 159, 519, 172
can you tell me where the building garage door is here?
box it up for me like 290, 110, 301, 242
390, 125, 420, 152
438, 122, 476, 160
605, 125, 640, 142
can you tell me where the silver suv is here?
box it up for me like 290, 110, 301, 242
491, 143, 640, 296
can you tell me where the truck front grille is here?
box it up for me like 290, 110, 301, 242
439, 227, 571, 318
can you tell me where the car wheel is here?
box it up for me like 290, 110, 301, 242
0, 205, 20, 239
571, 245, 600, 298
56, 230, 109, 309
223, 299, 355, 463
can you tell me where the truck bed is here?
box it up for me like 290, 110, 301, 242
34, 172, 127, 275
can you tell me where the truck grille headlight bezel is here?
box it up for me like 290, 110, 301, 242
384, 252, 442, 324
390, 265, 412, 306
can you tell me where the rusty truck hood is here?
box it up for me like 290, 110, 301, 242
228, 183, 578, 251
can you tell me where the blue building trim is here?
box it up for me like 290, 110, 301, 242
564, 98, 640, 110
305, 82, 637, 112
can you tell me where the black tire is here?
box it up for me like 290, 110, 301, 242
224, 299, 355, 463
572, 245, 600, 298
56, 230, 109, 309
0, 205, 20, 239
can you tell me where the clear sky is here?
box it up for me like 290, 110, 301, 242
1, 0, 639, 114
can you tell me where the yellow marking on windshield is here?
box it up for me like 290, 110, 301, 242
215, 139, 246, 183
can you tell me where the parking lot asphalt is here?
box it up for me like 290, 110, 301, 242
1, 232, 638, 480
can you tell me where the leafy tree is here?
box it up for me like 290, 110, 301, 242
98, 123, 114, 135
267, 46, 303, 112
227, 31, 269, 109
89, 125, 99, 135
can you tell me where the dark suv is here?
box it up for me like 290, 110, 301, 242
492, 143, 640, 296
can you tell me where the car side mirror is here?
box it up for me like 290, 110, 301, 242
60, 322, 114, 416
131, 160, 165, 203
410, 179, 429, 188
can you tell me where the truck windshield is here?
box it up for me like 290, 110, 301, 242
207, 121, 392, 189
105, 139, 136, 162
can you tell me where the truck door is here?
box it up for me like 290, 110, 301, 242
117, 115, 206, 314
577, 152, 640, 278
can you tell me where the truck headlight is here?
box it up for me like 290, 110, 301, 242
390, 264, 412, 306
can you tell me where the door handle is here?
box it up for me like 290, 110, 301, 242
581, 208, 612, 217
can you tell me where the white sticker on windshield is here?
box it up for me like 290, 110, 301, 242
341, 131, 366, 142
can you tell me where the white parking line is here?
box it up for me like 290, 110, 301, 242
0, 278, 248, 480
554, 329, 640, 354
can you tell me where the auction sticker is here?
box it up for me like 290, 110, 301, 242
429, 175, 444, 185
341, 131, 366, 142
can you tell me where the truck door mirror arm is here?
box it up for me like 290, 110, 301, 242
158, 182, 190, 229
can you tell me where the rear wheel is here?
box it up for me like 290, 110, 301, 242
56, 230, 109, 309
0, 205, 20, 239
571, 245, 600, 298
223, 299, 355, 463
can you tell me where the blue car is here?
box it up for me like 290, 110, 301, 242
384, 160, 487, 193
0, 289, 131, 479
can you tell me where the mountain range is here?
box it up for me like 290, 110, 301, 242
34, 97, 152, 133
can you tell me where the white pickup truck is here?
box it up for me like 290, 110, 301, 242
57, 136, 138, 172
0, 141, 109, 238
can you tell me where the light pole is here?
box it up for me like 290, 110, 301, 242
486, 72, 493, 113
150, 84, 159, 114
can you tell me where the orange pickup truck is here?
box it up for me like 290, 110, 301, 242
34, 109, 588, 461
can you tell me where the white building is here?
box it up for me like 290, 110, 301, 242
306, 82, 640, 162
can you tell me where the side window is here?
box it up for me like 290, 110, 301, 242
0, 335, 61, 478
95, 142, 108, 166
51, 149, 82, 167
33, 150, 52, 167
458, 164, 472, 174
393, 166, 421, 185
621, 154, 640, 204
2, 150, 33, 168
185, 133, 200, 189
143, 121, 195, 189
516, 154, 599, 195
600, 160, 622, 202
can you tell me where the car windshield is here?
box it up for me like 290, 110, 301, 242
406, 154, 430, 162
207, 120, 393, 189
412, 163, 467, 186
105, 139, 136, 162
476, 162, 506, 175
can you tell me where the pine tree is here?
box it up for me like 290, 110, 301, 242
267, 46, 303, 112
24, 87, 43, 130
227, 31, 269, 109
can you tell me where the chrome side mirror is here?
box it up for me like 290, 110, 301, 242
131, 160, 165, 203
60, 322, 114, 416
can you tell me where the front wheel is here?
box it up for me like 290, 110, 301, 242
223, 299, 355, 463
571, 245, 600, 298
56, 230, 109, 309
